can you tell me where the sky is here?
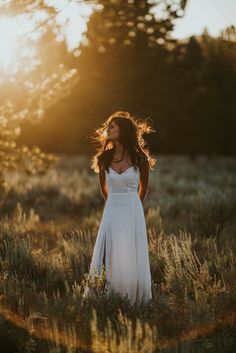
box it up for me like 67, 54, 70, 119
0, 0, 235, 75
170, 0, 236, 39
43, 0, 236, 51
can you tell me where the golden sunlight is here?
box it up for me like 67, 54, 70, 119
0, 14, 38, 76
0, 17, 19, 71
0, 1, 95, 77
52, 1, 95, 52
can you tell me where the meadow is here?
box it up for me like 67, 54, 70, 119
0, 154, 236, 353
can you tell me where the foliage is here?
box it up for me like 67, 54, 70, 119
84, 0, 188, 52
0, 0, 80, 198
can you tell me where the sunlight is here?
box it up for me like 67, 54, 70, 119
0, 1, 95, 77
0, 0, 235, 76
0, 17, 19, 71
0, 303, 235, 352
55, 1, 95, 52
0, 14, 39, 77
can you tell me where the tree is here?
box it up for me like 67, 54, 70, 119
0, 0, 81, 198
220, 25, 236, 42
64, 0, 189, 152
83, 0, 188, 54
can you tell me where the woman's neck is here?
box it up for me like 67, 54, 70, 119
114, 142, 124, 155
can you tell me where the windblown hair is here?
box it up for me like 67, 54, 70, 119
90, 111, 157, 174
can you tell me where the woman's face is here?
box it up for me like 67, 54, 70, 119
107, 120, 120, 140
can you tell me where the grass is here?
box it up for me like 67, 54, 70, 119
0, 154, 236, 353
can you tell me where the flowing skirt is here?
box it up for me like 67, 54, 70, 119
83, 191, 152, 305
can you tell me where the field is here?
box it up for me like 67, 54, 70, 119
0, 154, 236, 353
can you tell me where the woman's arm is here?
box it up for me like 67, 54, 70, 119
98, 168, 108, 201
138, 159, 149, 203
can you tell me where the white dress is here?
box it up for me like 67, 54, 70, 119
83, 165, 152, 305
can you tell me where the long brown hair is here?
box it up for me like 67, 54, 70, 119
90, 111, 157, 173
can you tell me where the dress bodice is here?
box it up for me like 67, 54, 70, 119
105, 166, 140, 193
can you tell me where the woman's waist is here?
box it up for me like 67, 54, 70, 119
108, 191, 138, 195
106, 191, 142, 207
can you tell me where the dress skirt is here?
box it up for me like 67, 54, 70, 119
85, 191, 152, 305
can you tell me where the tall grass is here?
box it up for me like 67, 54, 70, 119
0, 154, 236, 353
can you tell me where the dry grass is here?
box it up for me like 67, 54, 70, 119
0, 154, 236, 353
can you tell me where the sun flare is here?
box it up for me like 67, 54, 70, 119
0, 17, 19, 71
0, 1, 94, 77
0, 14, 38, 77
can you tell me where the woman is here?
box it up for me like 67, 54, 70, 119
83, 111, 156, 305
